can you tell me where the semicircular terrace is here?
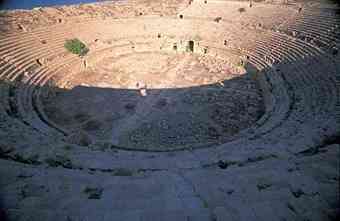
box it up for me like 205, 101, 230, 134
0, 0, 339, 221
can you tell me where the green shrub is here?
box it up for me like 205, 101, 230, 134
64, 38, 89, 56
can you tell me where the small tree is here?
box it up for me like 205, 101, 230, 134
64, 39, 89, 56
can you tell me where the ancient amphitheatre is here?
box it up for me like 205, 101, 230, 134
0, 0, 339, 220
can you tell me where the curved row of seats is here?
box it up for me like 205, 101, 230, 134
278, 5, 340, 50
0, 31, 185, 134
0, 2, 338, 168
181, 1, 339, 53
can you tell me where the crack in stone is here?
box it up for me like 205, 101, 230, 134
174, 171, 216, 221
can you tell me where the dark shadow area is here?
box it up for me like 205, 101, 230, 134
0, 60, 264, 151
